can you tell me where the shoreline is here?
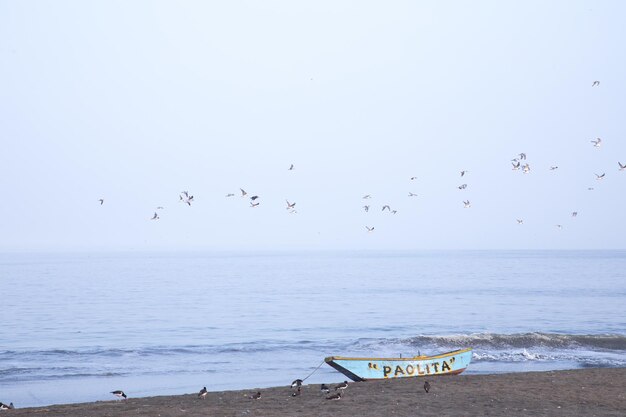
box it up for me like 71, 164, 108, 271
5, 368, 625, 416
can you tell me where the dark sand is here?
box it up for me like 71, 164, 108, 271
6, 368, 625, 416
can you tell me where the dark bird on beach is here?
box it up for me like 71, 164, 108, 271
250, 391, 261, 400
335, 381, 348, 391
592, 80, 600, 87
424, 381, 431, 393
0, 402, 15, 410
291, 379, 303, 388
98, 198, 104, 205
320, 384, 330, 394
111, 390, 127, 399
619, 162, 625, 171
198, 386, 208, 399
326, 392, 342, 400
150, 212, 159, 220
366, 226, 375, 232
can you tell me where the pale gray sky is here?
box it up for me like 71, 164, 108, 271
1, 0, 625, 251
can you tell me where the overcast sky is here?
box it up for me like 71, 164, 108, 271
1, 0, 624, 251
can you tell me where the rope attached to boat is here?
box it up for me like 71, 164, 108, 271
301, 359, 326, 382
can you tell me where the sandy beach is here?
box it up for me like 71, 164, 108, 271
5, 368, 625, 417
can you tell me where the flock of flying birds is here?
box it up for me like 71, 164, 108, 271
96, 81, 621, 234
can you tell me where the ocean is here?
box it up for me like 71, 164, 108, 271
1, 250, 625, 407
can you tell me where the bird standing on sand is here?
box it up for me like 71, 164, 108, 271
198, 386, 208, 399
250, 391, 261, 400
320, 384, 330, 394
111, 390, 127, 399
335, 381, 348, 391
291, 379, 303, 388
424, 381, 431, 393
326, 391, 342, 400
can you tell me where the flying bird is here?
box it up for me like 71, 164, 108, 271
288, 164, 294, 170
408, 192, 418, 197
519, 153, 527, 160
198, 387, 208, 399
458, 184, 467, 190
460, 170, 468, 177
250, 202, 260, 208
595, 173, 605, 180
382, 205, 391, 212
619, 162, 625, 171
98, 199, 104, 205
240, 188, 247, 197
151, 212, 159, 220
286, 200, 296, 209
225, 193, 235, 197
250, 195, 259, 201
550, 166, 559, 171
591, 138, 602, 148
391, 210, 398, 214
410, 176, 417, 180
516, 219, 524, 224
363, 205, 370, 212
362, 194, 372, 199
250, 391, 261, 400
512, 161, 521, 170
556, 224, 563, 229
326, 392, 342, 400
111, 390, 127, 399
463, 200, 471, 208
366, 226, 375, 232
156, 206, 164, 210
522, 164, 530, 174
572, 212, 578, 217
592, 80, 600, 86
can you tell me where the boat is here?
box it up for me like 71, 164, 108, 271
324, 348, 472, 381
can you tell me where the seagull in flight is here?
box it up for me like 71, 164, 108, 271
225, 193, 235, 197
408, 192, 418, 197
382, 205, 391, 212
519, 153, 527, 160
619, 162, 625, 171
363, 194, 372, 199
512, 161, 521, 170
572, 212, 578, 217
591, 138, 602, 148
240, 188, 247, 197
592, 80, 600, 87
460, 170, 468, 177
458, 184, 467, 190
410, 176, 417, 180
250, 195, 259, 201
516, 219, 524, 224
366, 226, 375, 232
98, 198, 104, 205
288, 164, 294, 170
363, 205, 370, 212
556, 224, 563, 230
595, 173, 605, 180
180, 191, 194, 206
522, 163, 530, 174
250, 202, 260, 208
463, 200, 471, 208
150, 212, 159, 220
550, 166, 559, 171
286, 200, 296, 209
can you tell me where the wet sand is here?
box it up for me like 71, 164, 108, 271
6, 368, 625, 416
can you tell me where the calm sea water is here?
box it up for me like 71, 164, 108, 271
1, 251, 625, 407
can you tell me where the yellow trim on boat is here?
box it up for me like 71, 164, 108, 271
325, 348, 472, 362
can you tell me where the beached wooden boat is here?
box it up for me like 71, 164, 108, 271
325, 348, 472, 381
